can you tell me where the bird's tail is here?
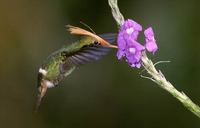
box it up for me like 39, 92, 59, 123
34, 82, 48, 112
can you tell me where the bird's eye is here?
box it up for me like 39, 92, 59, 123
94, 41, 98, 45
94, 41, 100, 45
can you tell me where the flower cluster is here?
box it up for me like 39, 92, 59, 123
117, 19, 158, 68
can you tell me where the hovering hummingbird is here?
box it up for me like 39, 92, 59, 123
35, 25, 117, 111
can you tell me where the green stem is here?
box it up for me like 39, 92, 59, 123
141, 52, 200, 118
108, 0, 200, 118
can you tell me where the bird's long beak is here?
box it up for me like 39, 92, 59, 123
34, 80, 48, 112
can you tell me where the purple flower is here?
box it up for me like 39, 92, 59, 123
116, 32, 126, 60
116, 19, 158, 68
124, 39, 145, 68
120, 19, 142, 40
117, 19, 144, 68
144, 27, 158, 54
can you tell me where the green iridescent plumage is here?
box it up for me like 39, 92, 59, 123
35, 25, 117, 112
39, 34, 116, 86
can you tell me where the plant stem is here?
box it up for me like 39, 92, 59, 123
108, 0, 124, 26
141, 52, 200, 118
108, 0, 200, 118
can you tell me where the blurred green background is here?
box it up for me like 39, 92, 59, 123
0, 0, 200, 127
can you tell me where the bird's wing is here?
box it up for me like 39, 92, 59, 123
59, 33, 117, 72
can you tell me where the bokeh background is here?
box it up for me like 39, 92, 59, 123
0, 0, 200, 127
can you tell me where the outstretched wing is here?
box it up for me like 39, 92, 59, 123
60, 33, 117, 72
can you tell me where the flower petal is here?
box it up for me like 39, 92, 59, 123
117, 32, 126, 50
120, 19, 142, 40
124, 40, 144, 68
117, 49, 125, 60
116, 19, 151, 69
144, 27, 158, 54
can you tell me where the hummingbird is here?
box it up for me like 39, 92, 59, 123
35, 25, 117, 111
